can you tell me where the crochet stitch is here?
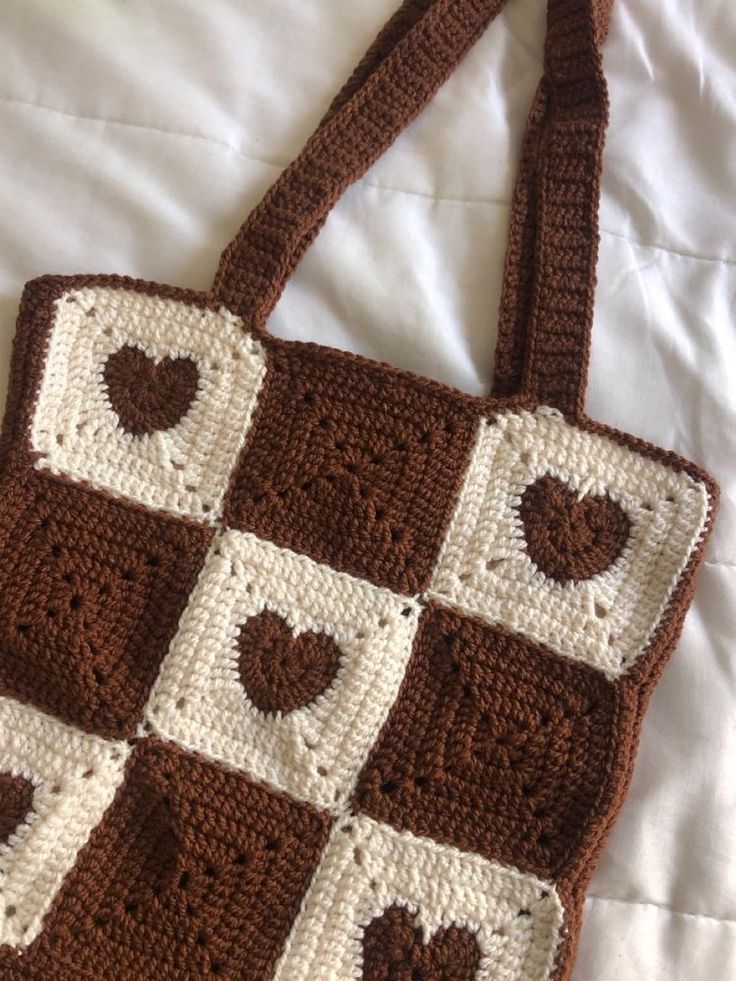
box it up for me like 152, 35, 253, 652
0, 1, 718, 979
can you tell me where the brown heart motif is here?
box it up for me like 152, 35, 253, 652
236, 610, 342, 715
103, 345, 200, 436
0, 771, 35, 846
519, 475, 630, 583
362, 905, 481, 980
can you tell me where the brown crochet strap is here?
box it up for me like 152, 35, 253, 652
492, 0, 613, 415
212, 0, 612, 418
267, 0, 446, 276
212, 0, 510, 326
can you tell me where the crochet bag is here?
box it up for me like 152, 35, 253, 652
0, 1, 717, 978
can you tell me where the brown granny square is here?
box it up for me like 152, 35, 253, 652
224, 345, 477, 594
353, 604, 629, 879
0, 738, 332, 980
0, 471, 211, 739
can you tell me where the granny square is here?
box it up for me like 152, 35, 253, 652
30, 285, 267, 522
224, 345, 477, 594
0, 470, 211, 739
275, 814, 563, 980
0, 0, 721, 976
353, 604, 628, 879
0, 696, 130, 948
0, 738, 332, 978
430, 408, 711, 676
147, 531, 422, 810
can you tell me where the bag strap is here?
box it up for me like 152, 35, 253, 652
492, 0, 613, 414
211, 0, 510, 324
262, 0, 447, 277
211, 0, 613, 418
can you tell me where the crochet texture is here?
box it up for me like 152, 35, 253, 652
0, 0, 717, 979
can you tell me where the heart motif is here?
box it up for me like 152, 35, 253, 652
519, 475, 630, 583
0, 771, 35, 846
236, 610, 342, 715
16, 519, 160, 703
362, 905, 481, 980
103, 345, 200, 436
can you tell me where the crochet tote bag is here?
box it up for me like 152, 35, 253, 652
0, 0, 717, 978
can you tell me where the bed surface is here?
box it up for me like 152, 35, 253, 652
1, 1, 734, 976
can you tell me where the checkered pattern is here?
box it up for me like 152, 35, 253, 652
0, 281, 714, 979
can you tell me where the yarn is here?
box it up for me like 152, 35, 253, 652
0, 0, 718, 978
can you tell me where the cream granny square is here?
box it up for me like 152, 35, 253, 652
0, 696, 130, 947
274, 814, 563, 980
430, 407, 710, 676
146, 531, 422, 811
31, 286, 266, 522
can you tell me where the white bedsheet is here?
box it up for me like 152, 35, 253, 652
1, 1, 734, 977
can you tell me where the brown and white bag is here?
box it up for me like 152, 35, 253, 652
0, 1, 717, 978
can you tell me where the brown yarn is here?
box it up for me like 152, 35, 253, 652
0, 276, 717, 981
0, 739, 331, 980
492, 0, 614, 415
0, 772, 35, 846
353, 605, 624, 881
224, 342, 477, 595
519, 475, 631, 583
213, 0, 609, 418
0, 469, 211, 739
0, 1, 719, 979
236, 610, 343, 715
362, 904, 482, 980
212, 0, 507, 334
103, 345, 200, 436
